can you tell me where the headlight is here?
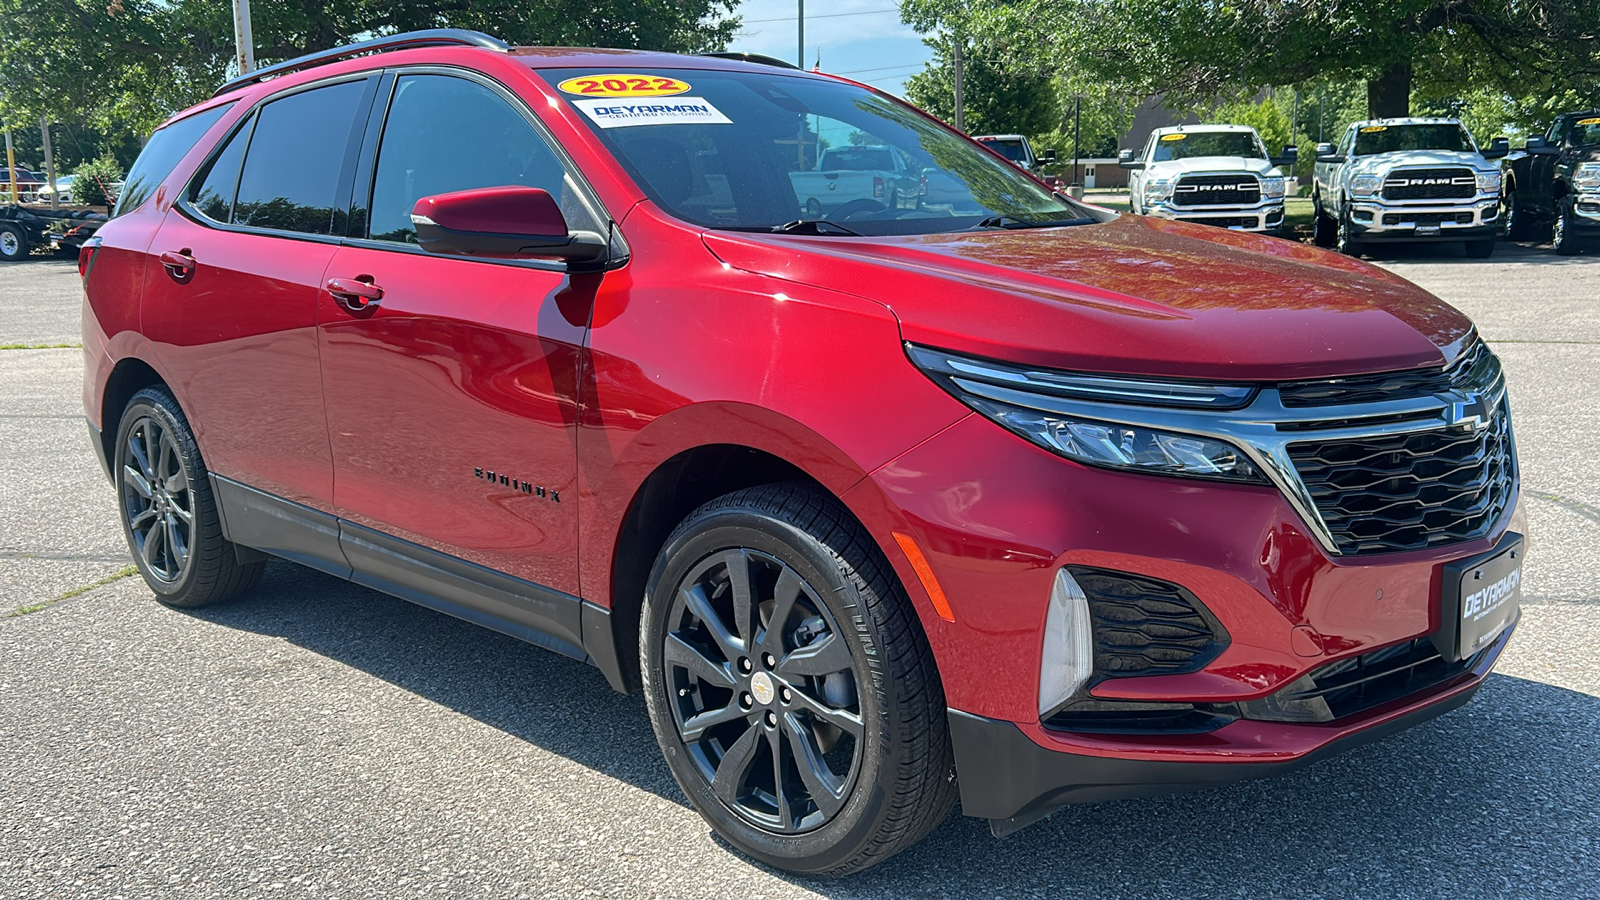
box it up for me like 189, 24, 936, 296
1144, 178, 1174, 202
907, 345, 1267, 483
1576, 163, 1600, 192
1262, 176, 1286, 199
1476, 170, 1502, 194
1350, 174, 1382, 197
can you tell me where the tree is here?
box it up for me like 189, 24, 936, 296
903, 0, 1600, 119
906, 37, 1058, 136
0, 0, 740, 153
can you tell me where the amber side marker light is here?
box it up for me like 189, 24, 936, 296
892, 531, 956, 622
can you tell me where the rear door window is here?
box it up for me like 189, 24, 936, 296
365, 74, 600, 244
113, 102, 234, 217
232, 80, 369, 235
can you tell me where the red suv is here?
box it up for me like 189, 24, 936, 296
83, 31, 1525, 875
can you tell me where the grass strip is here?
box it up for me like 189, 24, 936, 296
8, 565, 139, 617
0, 342, 81, 350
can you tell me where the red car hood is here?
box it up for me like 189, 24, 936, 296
702, 214, 1472, 381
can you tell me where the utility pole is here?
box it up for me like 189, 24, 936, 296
233, 0, 255, 74
1072, 95, 1082, 188
952, 39, 964, 133
40, 116, 56, 210
797, 0, 804, 69
4, 129, 16, 206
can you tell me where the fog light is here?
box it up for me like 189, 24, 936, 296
1039, 569, 1094, 717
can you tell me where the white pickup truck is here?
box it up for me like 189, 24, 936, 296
788, 145, 919, 218
1312, 117, 1508, 258
1117, 125, 1296, 234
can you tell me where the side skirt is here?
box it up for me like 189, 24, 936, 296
211, 475, 627, 688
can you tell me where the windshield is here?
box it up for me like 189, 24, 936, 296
979, 138, 1027, 163
1152, 132, 1264, 161
544, 68, 1083, 235
1354, 124, 1475, 156
1569, 116, 1600, 147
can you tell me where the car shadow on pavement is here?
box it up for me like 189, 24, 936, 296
196, 562, 1600, 898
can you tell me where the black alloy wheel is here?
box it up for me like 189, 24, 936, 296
114, 387, 264, 606
663, 547, 862, 834
641, 484, 956, 876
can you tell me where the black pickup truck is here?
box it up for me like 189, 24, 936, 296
1503, 111, 1600, 254
0, 205, 107, 261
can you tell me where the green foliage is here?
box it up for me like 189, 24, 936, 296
902, 0, 1600, 120
906, 38, 1058, 136
70, 153, 122, 208
0, 0, 740, 156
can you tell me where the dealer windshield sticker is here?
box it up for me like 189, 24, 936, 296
558, 75, 692, 98
1578, 117, 1600, 126
1360, 125, 1388, 133
572, 96, 732, 128
1160, 133, 1186, 141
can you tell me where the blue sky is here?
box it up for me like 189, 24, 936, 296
724, 0, 935, 98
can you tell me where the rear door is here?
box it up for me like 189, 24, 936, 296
142, 76, 376, 514
318, 69, 606, 598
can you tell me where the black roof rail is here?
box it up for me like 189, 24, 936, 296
698, 52, 802, 70
213, 29, 511, 97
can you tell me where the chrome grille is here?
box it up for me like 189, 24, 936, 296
1172, 174, 1260, 207
1382, 167, 1476, 201
1278, 339, 1495, 408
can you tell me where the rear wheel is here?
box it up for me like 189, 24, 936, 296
1504, 192, 1542, 241
114, 387, 264, 607
640, 484, 956, 876
0, 224, 26, 261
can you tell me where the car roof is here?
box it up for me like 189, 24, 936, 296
1349, 117, 1462, 127
1153, 124, 1258, 135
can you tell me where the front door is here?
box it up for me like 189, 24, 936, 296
318, 71, 607, 595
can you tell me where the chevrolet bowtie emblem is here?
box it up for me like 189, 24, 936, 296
1449, 393, 1492, 432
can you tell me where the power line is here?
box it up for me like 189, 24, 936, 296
742, 8, 899, 24
833, 62, 929, 75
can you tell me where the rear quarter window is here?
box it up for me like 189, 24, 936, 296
113, 102, 234, 217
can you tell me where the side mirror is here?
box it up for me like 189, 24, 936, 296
1272, 145, 1299, 167
1523, 135, 1559, 155
1117, 148, 1143, 170
1039, 148, 1057, 164
1314, 142, 1344, 164
411, 186, 606, 262
1482, 136, 1510, 160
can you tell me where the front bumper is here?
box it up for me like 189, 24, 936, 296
950, 617, 1511, 835
1144, 199, 1285, 232
1347, 195, 1500, 242
1570, 192, 1600, 233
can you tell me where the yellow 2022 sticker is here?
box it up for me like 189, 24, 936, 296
1578, 117, 1600, 126
1160, 133, 1186, 141
557, 75, 691, 98
1360, 125, 1388, 133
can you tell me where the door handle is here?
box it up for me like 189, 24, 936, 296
326, 277, 383, 312
160, 250, 196, 280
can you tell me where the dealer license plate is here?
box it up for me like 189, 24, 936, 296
1415, 224, 1442, 236
1450, 536, 1522, 659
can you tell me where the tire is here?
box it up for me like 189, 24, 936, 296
640, 484, 956, 876
114, 386, 264, 607
1465, 239, 1496, 259
1335, 202, 1363, 257
1552, 198, 1581, 256
1503, 192, 1541, 242
0, 224, 26, 261
1312, 192, 1337, 248
803, 198, 823, 218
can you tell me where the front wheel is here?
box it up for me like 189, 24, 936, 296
640, 484, 956, 876
1465, 239, 1496, 259
1552, 198, 1582, 256
1336, 203, 1363, 257
114, 386, 264, 607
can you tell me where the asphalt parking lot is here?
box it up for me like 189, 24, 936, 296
2, 242, 1597, 898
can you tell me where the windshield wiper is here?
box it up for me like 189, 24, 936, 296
771, 219, 862, 236
973, 214, 1096, 230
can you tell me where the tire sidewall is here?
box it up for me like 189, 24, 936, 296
114, 390, 202, 600
0, 225, 25, 261
640, 505, 901, 874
